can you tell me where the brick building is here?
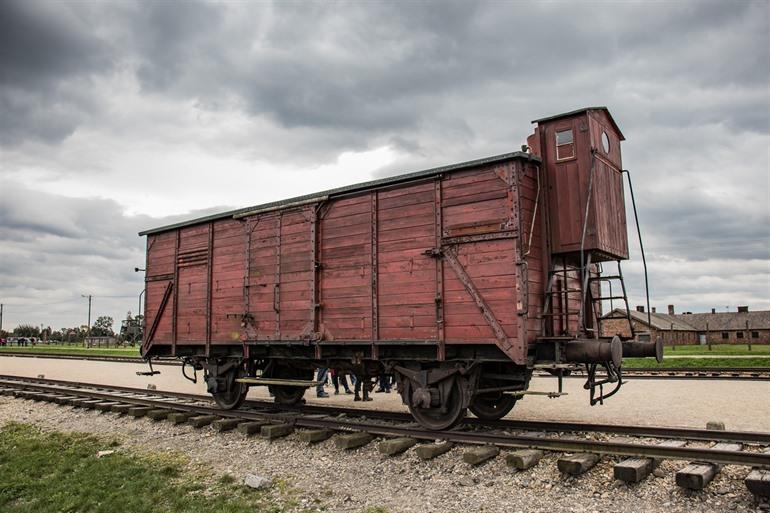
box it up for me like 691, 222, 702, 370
601, 305, 770, 346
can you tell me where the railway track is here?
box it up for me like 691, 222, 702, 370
2, 352, 769, 381
1, 374, 769, 498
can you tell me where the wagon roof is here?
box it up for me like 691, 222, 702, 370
531, 106, 625, 140
139, 150, 538, 236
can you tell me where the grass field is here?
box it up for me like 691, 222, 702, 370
624, 344, 770, 368
0, 345, 140, 358
0, 422, 306, 513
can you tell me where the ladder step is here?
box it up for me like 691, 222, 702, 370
593, 296, 627, 301
589, 275, 622, 281
545, 289, 582, 294
542, 311, 581, 317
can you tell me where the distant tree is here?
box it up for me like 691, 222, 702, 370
91, 316, 114, 337
13, 324, 41, 337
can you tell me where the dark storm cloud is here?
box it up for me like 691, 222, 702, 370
0, 180, 233, 328
0, 0, 113, 145
0, 0, 768, 325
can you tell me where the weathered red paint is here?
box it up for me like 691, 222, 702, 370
142, 107, 631, 368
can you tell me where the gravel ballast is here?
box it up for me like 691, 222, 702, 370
1, 396, 766, 513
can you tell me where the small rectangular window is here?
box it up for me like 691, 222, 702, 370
752, 331, 759, 338
721, 332, 729, 340
737, 331, 744, 339
556, 129, 573, 145
555, 129, 575, 160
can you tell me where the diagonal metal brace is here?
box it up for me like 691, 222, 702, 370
441, 246, 513, 352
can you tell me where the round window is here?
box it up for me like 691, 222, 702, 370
601, 131, 611, 154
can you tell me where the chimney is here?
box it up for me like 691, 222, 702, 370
668, 304, 675, 315
636, 306, 645, 313
651, 307, 657, 313
738, 306, 749, 313
711, 308, 716, 314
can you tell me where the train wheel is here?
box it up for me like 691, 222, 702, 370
212, 366, 248, 410
408, 376, 467, 431
469, 392, 517, 421
268, 365, 310, 406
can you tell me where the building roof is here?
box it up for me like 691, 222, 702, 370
138, 150, 539, 236
603, 309, 770, 331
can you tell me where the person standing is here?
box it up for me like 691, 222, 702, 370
331, 369, 352, 395
316, 367, 329, 398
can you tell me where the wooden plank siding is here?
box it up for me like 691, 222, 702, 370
143, 155, 546, 364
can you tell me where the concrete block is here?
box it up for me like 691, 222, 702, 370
298, 429, 334, 444
415, 441, 454, 460
378, 437, 417, 456
557, 453, 600, 475
335, 432, 373, 450
463, 446, 500, 466
261, 423, 294, 439
505, 449, 544, 470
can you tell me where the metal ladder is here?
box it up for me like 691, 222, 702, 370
587, 259, 635, 340
542, 255, 634, 340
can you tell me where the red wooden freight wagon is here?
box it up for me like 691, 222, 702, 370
139, 107, 660, 429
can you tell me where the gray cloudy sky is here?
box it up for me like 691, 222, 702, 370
1, 0, 768, 331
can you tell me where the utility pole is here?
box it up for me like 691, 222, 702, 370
82, 294, 92, 346
0, 303, 4, 335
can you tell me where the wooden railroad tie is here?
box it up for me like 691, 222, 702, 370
614, 440, 686, 483
463, 446, 500, 466
335, 432, 374, 450
675, 442, 743, 490
299, 429, 334, 444
557, 453, 600, 476
110, 403, 134, 414
745, 448, 770, 499
146, 409, 174, 421
167, 412, 197, 424
415, 441, 453, 460
506, 449, 544, 470
79, 399, 106, 409
127, 406, 154, 417
237, 420, 272, 435
212, 418, 242, 432
378, 437, 418, 456
261, 423, 294, 440
93, 401, 121, 412
188, 415, 219, 428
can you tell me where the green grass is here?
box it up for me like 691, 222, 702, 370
624, 356, 770, 369
0, 422, 301, 513
0, 345, 140, 358
662, 344, 770, 356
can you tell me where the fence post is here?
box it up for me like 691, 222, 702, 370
707, 321, 711, 351
747, 320, 751, 351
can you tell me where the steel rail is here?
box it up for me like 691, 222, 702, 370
3, 352, 768, 381
2, 374, 770, 446
4, 379, 770, 468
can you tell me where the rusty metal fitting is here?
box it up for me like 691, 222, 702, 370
622, 337, 663, 363
564, 336, 622, 367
